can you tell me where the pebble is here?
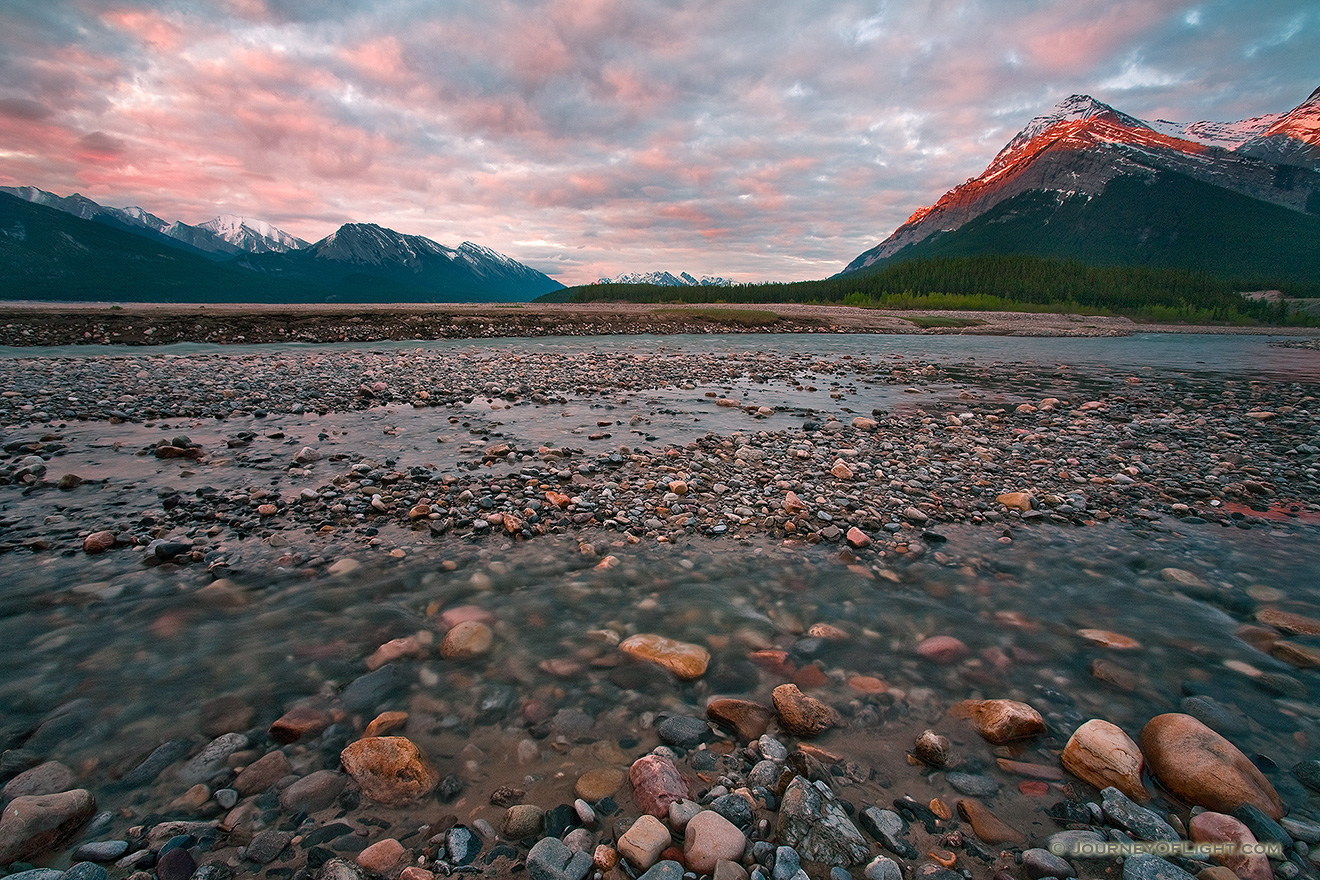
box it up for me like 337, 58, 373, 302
526, 836, 593, 880
859, 807, 917, 859
278, 769, 347, 813
232, 749, 291, 796
657, 715, 711, 749
357, 838, 406, 874
339, 736, 439, 805
502, 804, 545, 840
61, 863, 108, 880
707, 699, 775, 742
963, 699, 1046, 743
1, 761, 75, 799
176, 732, 248, 784
1188, 812, 1270, 880
73, 840, 130, 862
912, 729, 950, 767
637, 861, 684, 880
956, 798, 1024, 844
575, 767, 625, 802
268, 705, 333, 743
618, 814, 671, 871
1099, 786, 1178, 842
619, 634, 710, 679
1021, 848, 1075, 879
685, 810, 748, 874
441, 620, 493, 659
155, 846, 196, 880
245, 829, 292, 864
771, 684, 834, 737
916, 635, 969, 664
1120, 853, 1197, 880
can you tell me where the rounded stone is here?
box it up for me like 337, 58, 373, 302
575, 768, 625, 802
629, 754, 690, 818
963, 699, 1045, 743
1140, 713, 1282, 820
441, 620, 493, 659
501, 804, 544, 840
619, 634, 710, 680
684, 810, 748, 875
1061, 719, 1147, 802
916, 635, 969, 663
356, 838, 406, 874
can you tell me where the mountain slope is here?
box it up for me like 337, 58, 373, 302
842, 87, 1320, 277
0, 192, 310, 301
596, 271, 733, 286
237, 223, 563, 302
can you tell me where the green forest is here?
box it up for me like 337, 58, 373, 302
538, 255, 1320, 325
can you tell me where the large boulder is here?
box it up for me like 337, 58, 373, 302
776, 777, 868, 866
1140, 714, 1282, 820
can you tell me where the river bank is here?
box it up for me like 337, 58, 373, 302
3, 302, 1318, 347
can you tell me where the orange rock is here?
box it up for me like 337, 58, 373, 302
792, 664, 828, 689
339, 736, 439, 806
1271, 640, 1320, 668
807, 623, 849, 640
748, 650, 796, 676
1076, 629, 1142, 649
706, 698, 774, 742
1189, 812, 1271, 880
959, 699, 1044, 743
269, 706, 332, 744
1140, 713, 1283, 820
441, 620, 492, 660
847, 676, 888, 694
771, 684, 834, 737
996, 492, 1035, 512
82, 531, 116, 554
366, 636, 426, 670
784, 491, 809, 514
928, 798, 952, 820
994, 758, 1063, 781
1256, 607, 1320, 635
620, 634, 709, 680
957, 798, 1025, 845
1061, 719, 1147, 802
364, 711, 409, 738
1018, 781, 1050, 797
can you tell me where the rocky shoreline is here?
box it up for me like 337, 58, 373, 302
3, 302, 1302, 346
1, 337, 1320, 880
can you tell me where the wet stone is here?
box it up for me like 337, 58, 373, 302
1022, 849, 1076, 879
637, 861, 683, 880
73, 840, 130, 862
279, 769, 347, 813
245, 829, 293, 864
1, 762, 75, 800
62, 863, 108, 880
776, 777, 868, 866
657, 715, 710, 749
446, 825, 482, 866
156, 846, 197, 880
864, 857, 902, 880
0, 789, 97, 864
859, 807, 917, 859
1121, 854, 1197, 880
1101, 787, 1178, 842
177, 733, 248, 785
946, 772, 1000, 798
710, 793, 754, 828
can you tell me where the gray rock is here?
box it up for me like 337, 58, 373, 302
6, 870, 63, 880
637, 861, 684, 880
1282, 817, 1320, 844
214, 788, 239, 809
119, 739, 191, 788
73, 840, 129, 862
864, 856, 902, 880
176, 733, 248, 785
859, 807, 917, 859
446, 825, 482, 866
1100, 787, 1178, 842
60, 863, 107, 880
245, 829, 292, 864
526, 836, 592, 880
657, 715, 710, 749
711, 793, 754, 828
573, 798, 595, 826
749, 760, 781, 788
340, 664, 400, 713
0, 789, 97, 864
1022, 848, 1076, 879
1293, 760, 1320, 792
773, 846, 801, 880
946, 771, 1000, 797
318, 858, 366, 880
279, 769, 347, 813
1120, 854, 1196, 880
757, 735, 788, 762
1231, 803, 1292, 850
830, 869, 852, 880
776, 777, 869, 867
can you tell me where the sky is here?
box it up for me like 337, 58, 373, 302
0, 1, 1317, 285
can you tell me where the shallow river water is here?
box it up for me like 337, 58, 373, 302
1, 332, 1319, 879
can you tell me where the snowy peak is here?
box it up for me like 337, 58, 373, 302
1148, 114, 1282, 150
313, 222, 453, 266
597, 271, 733, 287
1234, 84, 1320, 165
198, 214, 307, 253
985, 94, 1154, 177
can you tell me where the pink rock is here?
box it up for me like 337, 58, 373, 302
916, 635, 970, 664
629, 754, 689, 818
1188, 812, 1271, 880
440, 605, 495, 628
357, 838, 406, 874
684, 810, 747, 874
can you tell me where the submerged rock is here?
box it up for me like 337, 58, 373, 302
1140, 713, 1283, 819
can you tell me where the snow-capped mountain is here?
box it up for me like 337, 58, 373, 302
0, 186, 304, 258
842, 85, 1320, 274
597, 271, 733, 286
199, 214, 307, 253
239, 222, 562, 302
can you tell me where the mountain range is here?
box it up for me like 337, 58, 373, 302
841, 85, 1320, 279
0, 187, 562, 302
595, 271, 733, 286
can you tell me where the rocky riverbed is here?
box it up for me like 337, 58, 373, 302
1, 336, 1320, 880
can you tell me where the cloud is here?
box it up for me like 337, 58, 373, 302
0, 0, 1316, 283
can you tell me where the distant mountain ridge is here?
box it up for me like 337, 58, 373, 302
842, 85, 1320, 278
0, 190, 562, 302
596, 271, 733, 286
